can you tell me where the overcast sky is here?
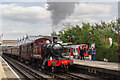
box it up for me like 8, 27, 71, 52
0, 0, 119, 40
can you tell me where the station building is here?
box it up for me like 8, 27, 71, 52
0, 40, 17, 53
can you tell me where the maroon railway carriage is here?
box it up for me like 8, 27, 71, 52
3, 36, 73, 72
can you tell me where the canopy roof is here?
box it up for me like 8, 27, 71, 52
14, 36, 43, 46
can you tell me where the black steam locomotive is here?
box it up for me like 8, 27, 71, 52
3, 36, 73, 72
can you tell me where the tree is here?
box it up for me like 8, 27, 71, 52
52, 20, 119, 62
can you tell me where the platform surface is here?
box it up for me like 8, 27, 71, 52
74, 59, 120, 71
0, 56, 19, 79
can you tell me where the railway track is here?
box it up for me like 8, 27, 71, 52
3, 55, 82, 80
3, 55, 52, 80
3, 55, 100, 80
69, 64, 120, 80
42, 68, 99, 80
43, 71, 83, 80
54, 72, 86, 80
51, 71, 99, 80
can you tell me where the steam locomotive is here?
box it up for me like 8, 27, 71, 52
2, 36, 73, 72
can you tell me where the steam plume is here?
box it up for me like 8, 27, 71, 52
47, 2, 79, 26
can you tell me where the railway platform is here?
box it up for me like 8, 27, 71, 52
74, 59, 120, 70
73, 59, 120, 78
0, 56, 20, 80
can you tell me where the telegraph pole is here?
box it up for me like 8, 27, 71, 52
118, 25, 119, 63
92, 32, 94, 43
116, 17, 120, 63
70, 36, 72, 56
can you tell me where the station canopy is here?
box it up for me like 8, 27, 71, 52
0, 43, 13, 46
14, 36, 43, 46
0, 40, 17, 47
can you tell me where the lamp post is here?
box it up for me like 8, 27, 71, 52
118, 25, 119, 63
89, 32, 94, 43
67, 35, 74, 57
67, 35, 71, 57
70, 36, 72, 56
92, 32, 94, 43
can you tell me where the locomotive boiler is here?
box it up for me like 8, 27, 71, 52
3, 36, 73, 72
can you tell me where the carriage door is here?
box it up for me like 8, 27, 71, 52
70, 48, 73, 56
83, 46, 89, 57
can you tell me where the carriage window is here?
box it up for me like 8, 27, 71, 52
86, 46, 88, 49
80, 46, 82, 49
76, 48, 78, 51
69, 49, 70, 52
74, 49, 75, 52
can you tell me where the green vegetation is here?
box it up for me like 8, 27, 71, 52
51, 19, 120, 62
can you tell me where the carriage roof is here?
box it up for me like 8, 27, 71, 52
64, 44, 88, 48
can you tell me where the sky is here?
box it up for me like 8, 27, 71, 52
0, 0, 119, 40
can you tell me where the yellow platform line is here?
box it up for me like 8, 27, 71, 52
75, 62, 120, 70
0, 62, 7, 79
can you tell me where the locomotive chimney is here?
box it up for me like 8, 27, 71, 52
53, 37, 57, 43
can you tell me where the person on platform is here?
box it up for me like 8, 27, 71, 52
87, 47, 92, 60
80, 46, 85, 60
92, 48, 96, 61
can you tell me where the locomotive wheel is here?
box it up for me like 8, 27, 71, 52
25, 61, 29, 64
20, 58, 24, 62
52, 67, 55, 72
41, 66, 45, 71
64, 66, 69, 72
66, 66, 69, 70
38, 66, 45, 71
39, 68, 42, 71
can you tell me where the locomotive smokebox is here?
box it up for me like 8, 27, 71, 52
47, 43, 63, 57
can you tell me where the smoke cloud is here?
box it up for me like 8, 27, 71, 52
47, 2, 79, 26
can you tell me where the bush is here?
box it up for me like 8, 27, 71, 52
96, 42, 118, 62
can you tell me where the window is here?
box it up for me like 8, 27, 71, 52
74, 49, 75, 52
69, 49, 70, 52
